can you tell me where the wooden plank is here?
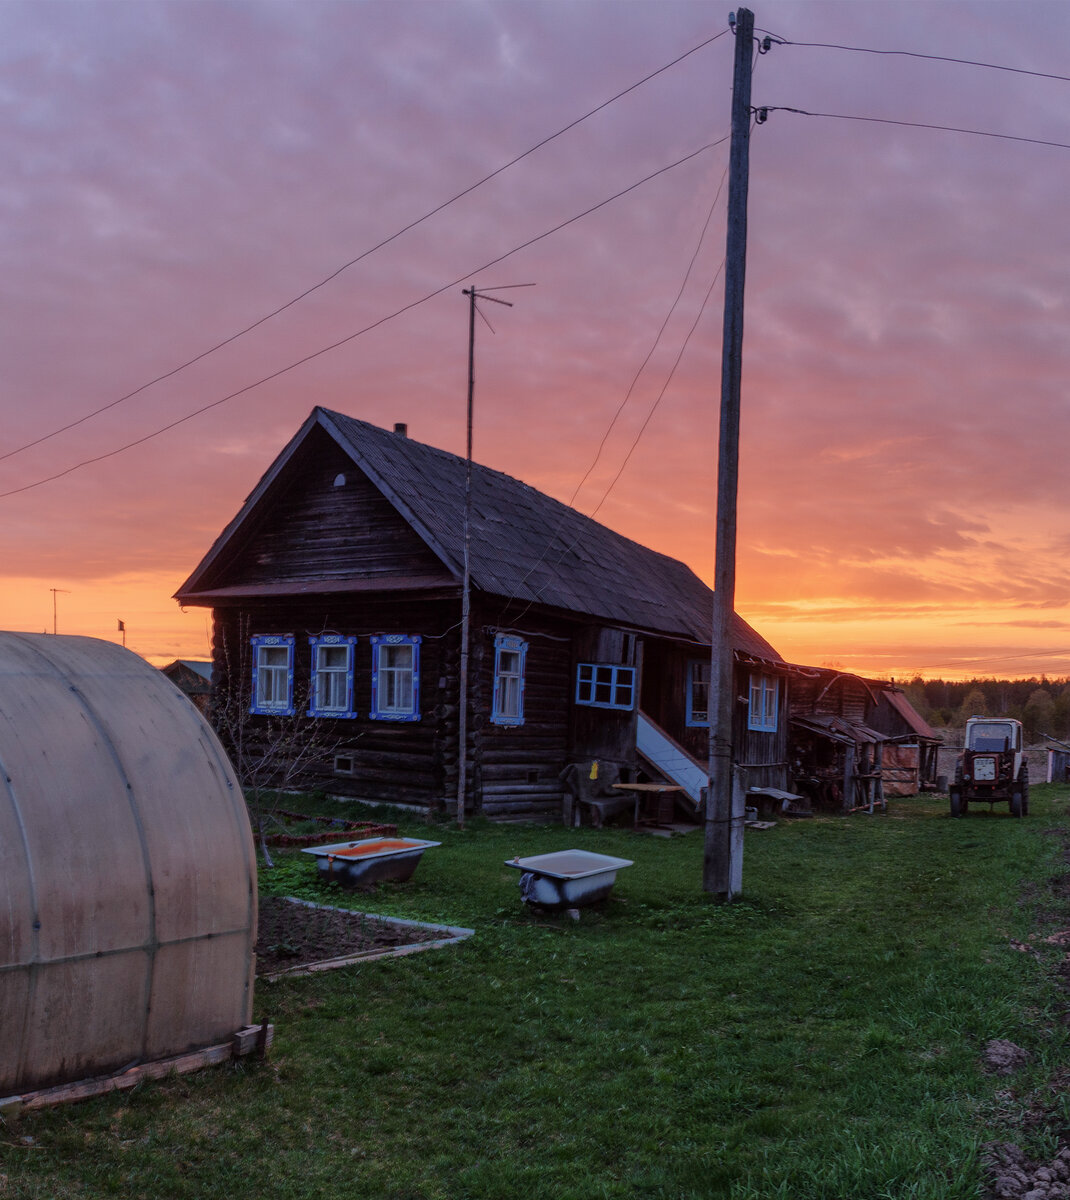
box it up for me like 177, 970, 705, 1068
1, 1024, 274, 1113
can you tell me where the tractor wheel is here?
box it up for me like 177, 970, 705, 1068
1011, 790, 1024, 819
950, 789, 963, 818
1018, 762, 1030, 816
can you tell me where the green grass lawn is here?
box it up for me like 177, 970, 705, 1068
6, 788, 1070, 1199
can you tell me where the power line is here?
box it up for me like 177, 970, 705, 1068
906, 647, 1070, 672
0, 28, 729, 468
756, 105, 1070, 152
589, 265, 722, 521
0, 140, 724, 502
496, 117, 762, 624
496, 161, 731, 626
567, 163, 730, 511
755, 32, 1070, 85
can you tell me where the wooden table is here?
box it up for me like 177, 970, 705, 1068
611, 782, 684, 828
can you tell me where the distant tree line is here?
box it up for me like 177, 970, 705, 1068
901, 677, 1070, 742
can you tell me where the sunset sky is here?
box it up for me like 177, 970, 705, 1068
2, 0, 1069, 681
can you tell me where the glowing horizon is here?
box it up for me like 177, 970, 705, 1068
2, 1, 1068, 684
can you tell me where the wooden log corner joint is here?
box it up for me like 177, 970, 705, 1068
0, 1023, 275, 1116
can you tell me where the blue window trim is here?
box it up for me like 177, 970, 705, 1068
370, 634, 421, 722
686, 659, 710, 727
747, 672, 779, 733
491, 634, 528, 726
250, 634, 295, 716
308, 635, 357, 718
575, 662, 635, 711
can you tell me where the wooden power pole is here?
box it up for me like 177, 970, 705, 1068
704, 7, 755, 898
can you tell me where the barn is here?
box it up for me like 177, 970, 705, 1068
175, 407, 791, 820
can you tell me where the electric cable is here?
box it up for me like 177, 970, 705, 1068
0, 140, 724, 501
0, 28, 729, 467
755, 33, 1070, 85
757, 105, 1070, 152
495, 156, 731, 626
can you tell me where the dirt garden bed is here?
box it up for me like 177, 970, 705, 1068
255, 894, 470, 977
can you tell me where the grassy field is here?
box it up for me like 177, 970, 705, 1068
5, 788, 1070, 1199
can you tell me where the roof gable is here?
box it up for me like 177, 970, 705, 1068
176, 420, 453, 597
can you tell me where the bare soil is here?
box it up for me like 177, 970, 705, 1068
255, 895, 440, 974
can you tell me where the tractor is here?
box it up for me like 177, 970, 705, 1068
949, 716, 1028, 818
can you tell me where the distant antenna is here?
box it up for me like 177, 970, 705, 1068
456, 284, 532, 829
49, 588, 70, 636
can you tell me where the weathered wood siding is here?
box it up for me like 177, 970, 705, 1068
202, 428, 452, 590
568, 624, 640, 777
211, 595, 577, 816
472, 603, 573, 819
639, 642, 789, 793
734, 681, 790, 793
639, 641, 705, 760
212, 596, 455, 806
791, 673, 869, 724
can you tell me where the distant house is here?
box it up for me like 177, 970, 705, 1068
174, 407, 791, 819
159, 659, 213, 714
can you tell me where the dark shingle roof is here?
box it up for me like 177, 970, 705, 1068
319, 410, 779, 658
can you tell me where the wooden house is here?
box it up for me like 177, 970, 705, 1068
159, 659, 213, 714
175, 407, 790, 820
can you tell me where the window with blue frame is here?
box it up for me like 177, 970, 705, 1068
575, 662, 635, 711
748, 672, 779, 732
370, 635, 421, 721
250, 634, 295, 715
308, 635, 357, 718
491, 635, 527, 726
687, 659, 710, 726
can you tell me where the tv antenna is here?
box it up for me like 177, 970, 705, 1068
456, 283, 533, 829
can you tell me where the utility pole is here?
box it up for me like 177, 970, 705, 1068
457, 284, 526, 829
705, 7, 755, 898
49, 588, 70, 636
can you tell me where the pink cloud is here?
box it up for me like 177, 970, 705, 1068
1, 0, 1068, 675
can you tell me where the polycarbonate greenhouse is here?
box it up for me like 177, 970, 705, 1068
0, 633, 257, 1096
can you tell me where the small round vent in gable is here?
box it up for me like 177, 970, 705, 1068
333, 473, 346, 487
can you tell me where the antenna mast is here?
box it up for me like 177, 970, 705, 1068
456, 285, 519, 828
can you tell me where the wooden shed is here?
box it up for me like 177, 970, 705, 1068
788, 667, 940, 809
0, 633, 257, 1099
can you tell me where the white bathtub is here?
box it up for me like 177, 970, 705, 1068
505, 849, 633, 908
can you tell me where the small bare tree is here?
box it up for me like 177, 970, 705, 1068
211, 624, 348, 868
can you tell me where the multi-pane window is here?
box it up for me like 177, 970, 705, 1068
370, 635, 421, 721
575, 663, 635, 711
491, 635, 527, 726
687, 659, 710, 726
308, 635, 357, 718
250, 635, 295, 716
748, 673, 779, 732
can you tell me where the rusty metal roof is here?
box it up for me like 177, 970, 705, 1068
880, 688, 939, 741
791, 713, 887, 745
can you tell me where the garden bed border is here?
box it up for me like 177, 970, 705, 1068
259, 896, 474, 981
